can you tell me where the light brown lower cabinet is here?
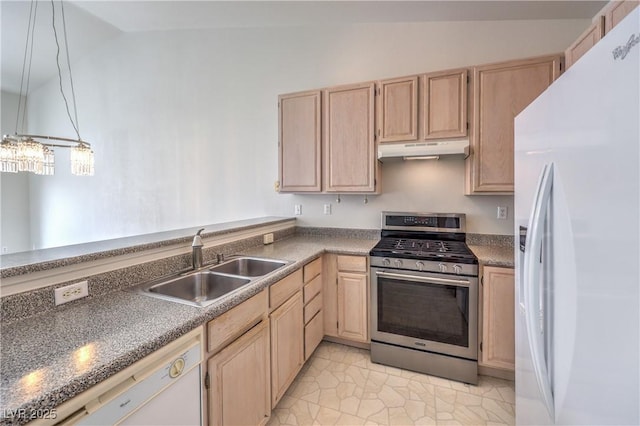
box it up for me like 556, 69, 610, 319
337, 271, 369, 343
480, 266, 515, 372
323, 254, 369, 344
303, 258, 324, 360
305, 310, 324, 360
207, 320, 271, 426
270, 291, 304, 408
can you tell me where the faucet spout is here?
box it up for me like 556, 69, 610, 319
192, 228, 205, 270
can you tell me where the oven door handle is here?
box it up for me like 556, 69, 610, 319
375, 270, 470, 287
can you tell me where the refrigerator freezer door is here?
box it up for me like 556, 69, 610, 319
515, 8, 640, 425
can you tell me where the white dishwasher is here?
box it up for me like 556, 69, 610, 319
57, 329, 203, 426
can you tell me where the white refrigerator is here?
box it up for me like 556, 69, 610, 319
514, 8, 639, 425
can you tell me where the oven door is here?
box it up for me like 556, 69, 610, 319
371, 267, 478, 360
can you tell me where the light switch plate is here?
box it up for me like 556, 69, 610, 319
497, 206, 508, 220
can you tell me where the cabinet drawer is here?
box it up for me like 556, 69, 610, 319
270, 269, 303, 311
303, 275, 322, 304
337, 255, 367, 273
305, 310, 324, 360
304, 293, 322, 324
208, 289, 267, 354
303, 257, 322, 283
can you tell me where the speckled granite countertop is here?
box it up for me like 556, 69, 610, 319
0, 235, 376, 426
468, 245, 515, 268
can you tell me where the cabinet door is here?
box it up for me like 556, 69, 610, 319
480, 267, 515, 371
208, 321, 270, 426
377, 76, 418, 143
278, 91, 322, 192
323, 83, 377, 193
604, 0, 639, 33
422, 69, 468, 140
565, 17, 604, 70
337, 272, 368, 343
322, 254, 339, 337
270, 291, 304, 408
468, 55, 561, 193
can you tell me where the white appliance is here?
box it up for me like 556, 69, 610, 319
514, 8, 639, 425
54, 331, 203, 425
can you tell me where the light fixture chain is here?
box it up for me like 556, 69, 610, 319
51, 0, 81, 141
15, 0, 38, 134
59, 0, 80, 137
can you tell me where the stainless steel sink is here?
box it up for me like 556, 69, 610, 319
136, 256, 289, 307
210, 257, 288, 277
143, 271, 250, 307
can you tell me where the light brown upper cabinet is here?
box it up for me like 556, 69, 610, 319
376, 69, 468, 144
421, 68, 468, 140
278, 90, 321, 192
466, 55, 562, 194
323, 82, 379, 193
565, 17, 605, 70
376, 76, 419, 142
603, 0, 639, 33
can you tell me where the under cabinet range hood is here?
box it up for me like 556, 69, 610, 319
377, 139, 469, 162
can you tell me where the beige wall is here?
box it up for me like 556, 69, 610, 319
0, 90, 32, 253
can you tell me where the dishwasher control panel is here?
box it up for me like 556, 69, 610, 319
77, 342, 201, 426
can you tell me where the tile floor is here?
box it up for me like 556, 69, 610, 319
268, 342, 515, 426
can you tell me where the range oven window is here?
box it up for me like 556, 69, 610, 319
377, 276, 469, 347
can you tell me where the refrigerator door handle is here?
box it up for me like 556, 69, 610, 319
523, 162, 555, 420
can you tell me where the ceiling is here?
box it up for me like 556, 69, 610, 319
1, 1, 606, 95
70, 1, 607, 32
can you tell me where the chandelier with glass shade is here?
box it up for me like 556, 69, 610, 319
1, 0, 94, 176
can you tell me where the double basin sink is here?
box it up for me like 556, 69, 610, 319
138, 257, 289, 307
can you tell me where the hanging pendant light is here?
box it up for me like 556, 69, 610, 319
2, 0, 95, 177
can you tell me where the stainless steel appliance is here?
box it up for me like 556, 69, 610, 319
370, 212, 479, 384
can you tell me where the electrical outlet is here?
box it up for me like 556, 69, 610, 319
497, 206, 508, 220
263, 233, 274, 244
294, 204, 302, 215
54, 281, 89, 305
323, 204, 332, 215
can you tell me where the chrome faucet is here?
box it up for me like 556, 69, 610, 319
192, 228, 205, 270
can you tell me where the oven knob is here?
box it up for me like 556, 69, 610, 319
453, 264, 462, 275
382, 258, 391, 266
394, 259, 403, 268
438, 263, 447, 273
416, 261, 425, 271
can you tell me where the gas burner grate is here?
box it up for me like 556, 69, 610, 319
371, 237, 477, 263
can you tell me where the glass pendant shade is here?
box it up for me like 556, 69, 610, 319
17, 138, 45, 174
41, 147, 55, 175
70, 143, 94, 176
0, 139, 19, 173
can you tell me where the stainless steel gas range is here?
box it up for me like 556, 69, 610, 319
369, 212, 479, 385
